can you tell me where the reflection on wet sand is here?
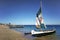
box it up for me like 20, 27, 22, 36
25, 33, 56, 40
34, 33, 56, 40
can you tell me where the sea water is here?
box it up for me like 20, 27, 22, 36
11, 25, 60, 40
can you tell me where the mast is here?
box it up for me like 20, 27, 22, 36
40, 0, 47, 28
36, 1, 42, 29
36, 0, 47, 29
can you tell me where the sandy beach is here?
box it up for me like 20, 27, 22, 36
0, 25, 28, 40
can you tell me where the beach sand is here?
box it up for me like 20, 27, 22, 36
0, 25, 28, 40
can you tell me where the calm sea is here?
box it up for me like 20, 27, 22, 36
11, 25, 60, 40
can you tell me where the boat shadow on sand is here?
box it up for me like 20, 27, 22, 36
24, 32, 56, 40
34, 33, 56, 40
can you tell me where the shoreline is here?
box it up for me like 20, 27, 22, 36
0, 25, 28, 40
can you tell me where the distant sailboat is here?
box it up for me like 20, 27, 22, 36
31, 1, 55, 36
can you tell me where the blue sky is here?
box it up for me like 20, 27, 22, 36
0, 0, 60, 25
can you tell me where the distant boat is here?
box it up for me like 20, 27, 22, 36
31, 1, 56, 37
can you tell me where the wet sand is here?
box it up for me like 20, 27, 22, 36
0, 25, 28, 40
34, 34, 56, 40
56, 35, 60, 40
24, 33, 56, 40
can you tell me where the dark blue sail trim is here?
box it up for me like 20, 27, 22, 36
36, 7, 41, 17
41, 24, 45, 28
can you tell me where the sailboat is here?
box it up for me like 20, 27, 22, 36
31, 1, 56, 36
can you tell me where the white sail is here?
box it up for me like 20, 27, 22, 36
36, 17, 40, 28
38, 13, 44, 24
36, 1, 47, 29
